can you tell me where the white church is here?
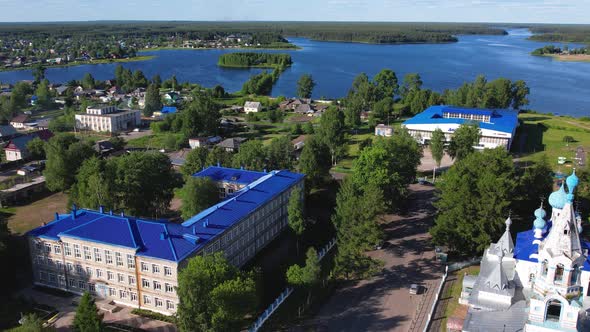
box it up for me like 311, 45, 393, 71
461, 169, 590, 331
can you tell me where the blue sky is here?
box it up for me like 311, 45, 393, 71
1, 0, 588, 23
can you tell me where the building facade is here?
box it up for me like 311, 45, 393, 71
28, 167, 304, 315
244, 101, 261, 113
461, 169, 590, 331
402, 105, 519, 150
75, 105, 141, 133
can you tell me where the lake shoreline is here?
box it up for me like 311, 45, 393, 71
532, 53, 590, 63
0, 55, 157, 72
142, 45, 301, 52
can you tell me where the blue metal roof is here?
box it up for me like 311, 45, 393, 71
182, 170, 304, 228
402, 105, 519, 134
514, 221, 590, 272
160, 106, 177, 114
193, 166, 267, 185
28, 168, 304, 263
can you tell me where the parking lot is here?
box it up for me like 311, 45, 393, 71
306, 184, 443, 332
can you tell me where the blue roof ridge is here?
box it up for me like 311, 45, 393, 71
162, 223, 179, 262
58, 213, 110, 237
182, 171, 278, 227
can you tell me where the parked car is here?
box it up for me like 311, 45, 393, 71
409, 284, 420, 295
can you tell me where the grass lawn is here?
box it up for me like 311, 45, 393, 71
126, 133, 184, 149
3, 192, 69, 234
439, 265, 480, 332
514, 113, 590, 170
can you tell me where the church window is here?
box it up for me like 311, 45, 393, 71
541, 260, 548, 277
571, 265, 580, 284
546, 299, 562, 322
554, 264, 564, 283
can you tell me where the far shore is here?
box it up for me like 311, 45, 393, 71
0, 55, 157, 72
141, 45, 301, 52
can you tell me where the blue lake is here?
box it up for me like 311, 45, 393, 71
1, 29, 589, 117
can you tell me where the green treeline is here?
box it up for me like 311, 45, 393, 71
242, 66, 285, 95
532, 45, 589, 56
527, 25, 590, 43
218, 53, 292, 68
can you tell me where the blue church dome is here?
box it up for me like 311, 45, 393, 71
534, 217, 546, 229
534, 207, 546, 219
548, 183, 567, 209
566, 169, 579, 192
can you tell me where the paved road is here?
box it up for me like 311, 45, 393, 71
305, 184, 443, 332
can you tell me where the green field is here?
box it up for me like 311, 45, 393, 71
514, 113, 590, 169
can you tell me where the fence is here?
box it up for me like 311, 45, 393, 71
422, 265, 449, 332
248, 237, 337, 332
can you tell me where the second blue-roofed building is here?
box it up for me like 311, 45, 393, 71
402, 105, 519, 150
26, 166, 304, 316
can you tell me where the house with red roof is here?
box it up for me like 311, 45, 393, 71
4, 130, 53, 161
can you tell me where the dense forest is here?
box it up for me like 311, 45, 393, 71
526, 24, 590, 43
217, 53, 292, 68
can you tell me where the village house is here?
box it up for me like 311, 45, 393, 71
375, 124, 394, 137
10, 114, 30, 129
188, 136, 221, 149
244, 101, 262, 113
217, 137, 247, 153
4, 129, 53, 161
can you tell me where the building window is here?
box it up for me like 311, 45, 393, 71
94, 248, 102, 262
155, 298, 163, 307
166, 301, 175, 310
152, 264, 160, 274
56, 260, 63, 270
83, 246, 92, 260
118, 273, 125, 283
164, 266, 172, 276
39, 271, 47, 281
541, 260, 548, 277
165, 283, 174, 293
59, 276, 66, 287
73, 244, 81, 258
88, 283, 96, 294
130, 292, 137, 301
86, 267, 92, 277
153, 281, 161, 291
128, 276, 136, 285
78, 280, 86, 290
142, 279, 150, 288
119, 290, 128, 299
64, 243, 71, 256
555, 264, 565, 283
109, 288, 116, 296
69, 278, 76, 287
54, 245, 61, 254
96, 269, 103, 278
115, 252, 123, 267
105, 250, 113, 264
143, 295, 151, 305
571, 265, 580, 284
44, 243, 51, 253
141, 262, 149, 272
35, 242, 43, 251
107, 271, 114, 281
66, 262, 73, 272
76, 264, 83, 274
127, 254, 135, 269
